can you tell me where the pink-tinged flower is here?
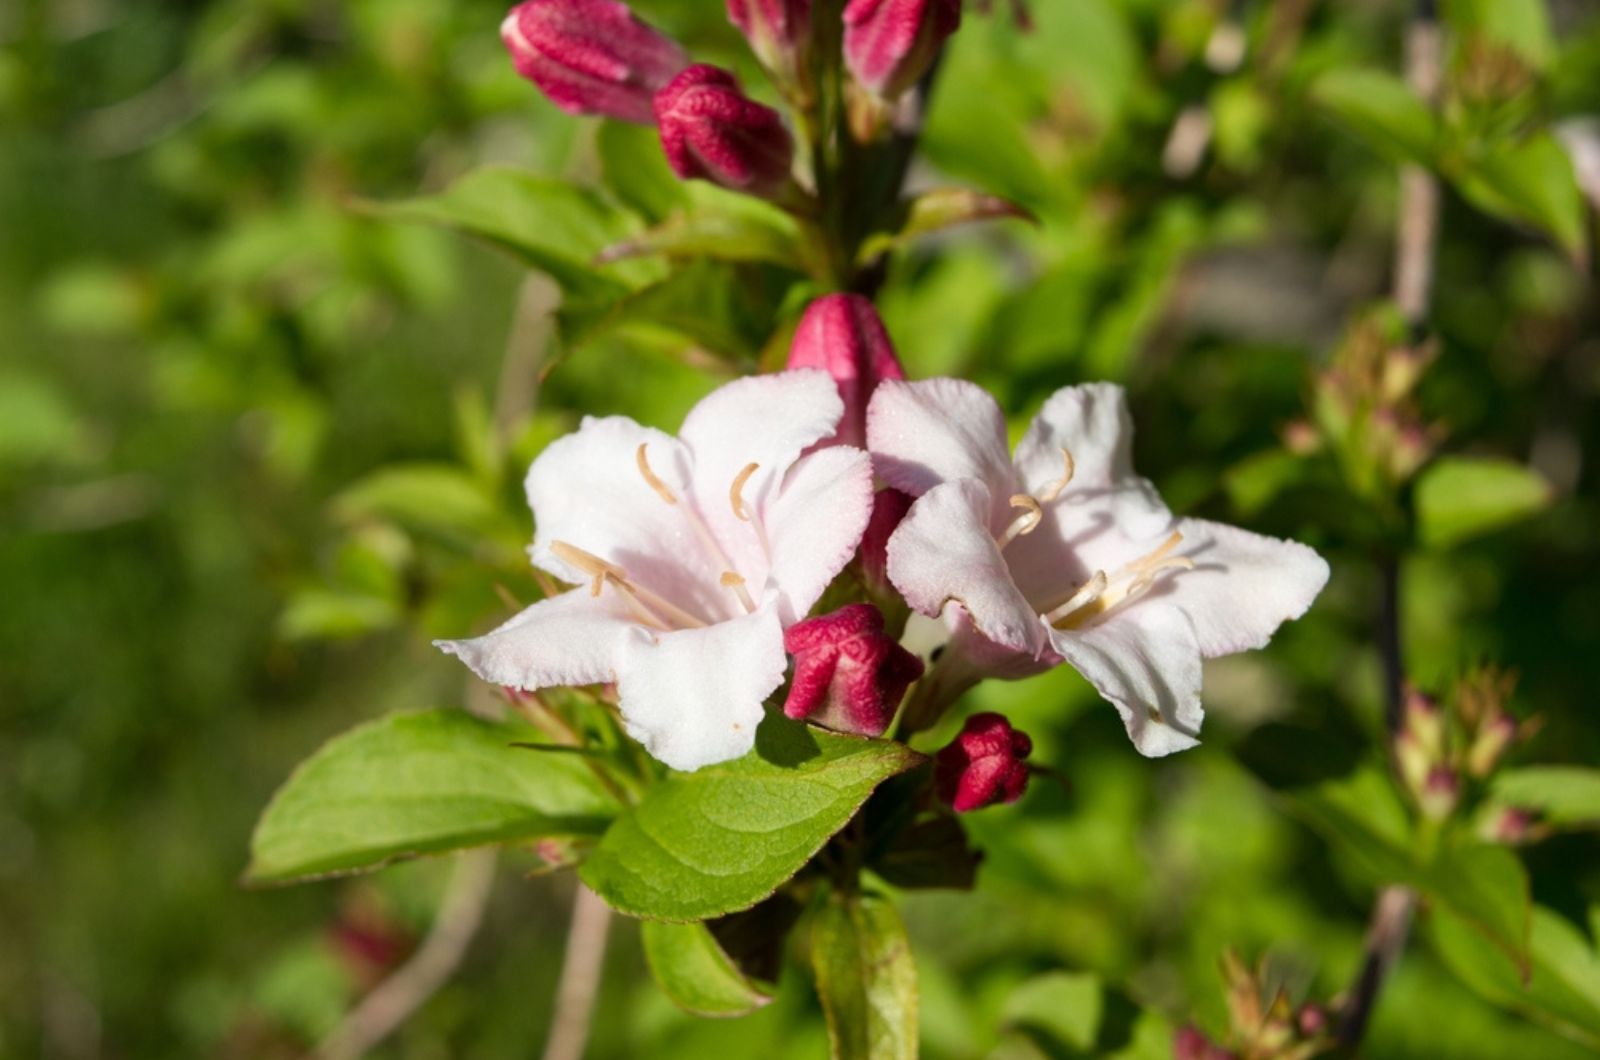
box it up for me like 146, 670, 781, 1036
783, 603, 924, 737
655, 65, 796, 197
437, 371, 873, 771
869, 380, 1330, 756
843, 0, 962, 99
934, 712, 1032, 812
727, 0, 812, 80
500, 0, 689, 125
786, 294, 907, 449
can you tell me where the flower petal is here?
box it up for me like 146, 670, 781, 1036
1047, 604, 1204, 757
434, 589, 639, 690
867, 379, 1017, 509
761, 445, 876, 623
1160, 518, 1331, 658
615, 603, 787, 771
887, 478, 1046, 659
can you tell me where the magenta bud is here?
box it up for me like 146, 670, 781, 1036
1420, 766, 1461, 822
843, 0, 962, 99
1173, 1026, 1237, 1060
654, 64, 796, 197
787, 294, 907, 449
500, 0, 689, 125
860, 488, 913, 597
1296, 1003, 1329, 1038
727, 0, 812, 79
784, 603, 924, 737
934, 712, 1032, 813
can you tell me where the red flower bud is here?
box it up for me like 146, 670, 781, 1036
860, 487, 913, 598
501, 0, 689, 125
787, 293, 907, 449
843, 0, 962, 99
1172, 1025, 1237, 1060
935, 712, 1032, 813
784, 603, 924, 737
727, 0, 812, 79
654, 65, 796, 197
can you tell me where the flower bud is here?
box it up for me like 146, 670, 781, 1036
934, 712, 1032, 813
1173, 1026, 1237, 1060
501, 0, 689, 125
1401, 688, 1444, 758
843, 0, 962, 99
1296, 1002, 1329, 1039
787, 294, 907, 449
784, 603, 924, 737
1483, 806, 1537, 845
860, 488, 912, 600
654, 65, 798, 198
727, 0, 812, 83
1467, 712, 1517, 778
1419, 766, 1461, 822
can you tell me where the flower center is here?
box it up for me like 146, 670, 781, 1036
548, 540, 708, 631
996, 448, 1076, 551
1043, 530, 1194, 630
634, 443, 764, 616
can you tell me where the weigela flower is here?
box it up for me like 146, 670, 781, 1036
727, 0, 812, 82
500, 0, 689, 125
859, 487, 913, 601
843, 0, 962, 99
437, 371, 873, 771
655, 65, 796, 198
869, 380, 1330, 756
786, 293, 907, 450
934, 712, 1032, 812
783, 603, 924, 737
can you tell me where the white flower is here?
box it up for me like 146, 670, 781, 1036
868, 379, 1330, 756
438, 370, 874, 771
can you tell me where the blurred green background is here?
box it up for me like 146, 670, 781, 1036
3, 0, 1599, 1056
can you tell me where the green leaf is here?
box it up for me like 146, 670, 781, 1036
858, 187, 1035, 262
641, 919, 775, 1018
1492, 768, 1600, 827
367, 168, 643, 299
596, 205, 806, 270
1312, 69, 1440, 165
1289, 767, 1530, 968
1455, 134, 1589, 260
1415, 455, 1553, 548
1444, 0, 1555, 70
332, 462, 512, 541
579, 715, 922, 921
1434, 904, 1600, 1048
597, 120, 687, 223
811, 892, 918, 1060
248, 710, 620, 884
1002, 972, 1104, 1053
556, 260, 774, 363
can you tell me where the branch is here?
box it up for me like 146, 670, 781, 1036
541, 884, 614, 1060
311, 849, 498, 1060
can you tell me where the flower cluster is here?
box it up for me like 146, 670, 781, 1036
440, 290, 1329, 795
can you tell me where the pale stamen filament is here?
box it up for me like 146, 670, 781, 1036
551, 540, 626, 597
1038, 447, 1077, 502
549, 540, 707, 630
720, 571, 757, 613
1044, 531, 1193, 630
997, 494, 1044, 550
636, 444, 678, 506
729, 462, 759, 522
1043, 571, 1107, 625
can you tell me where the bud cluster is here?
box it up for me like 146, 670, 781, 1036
1175, 953, 1335, 1060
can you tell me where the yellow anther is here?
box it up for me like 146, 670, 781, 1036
729, 462, 760, 521
636, 443, 678, 506
1039, 447, 1077, 502
720, 570, 756, 613
996, 494, 1043, 550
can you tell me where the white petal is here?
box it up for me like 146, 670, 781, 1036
1047, 604, 1203, 757
1161, 518, 1331, 658
615, 604, 787, 771
867, 379, 1017, 511
678, 369, 844, 516
434, 589, 639, 690
761, 445, 876, 624
887, 479, 1047, 660
526, 415, 723, 616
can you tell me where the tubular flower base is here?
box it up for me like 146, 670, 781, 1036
870, 380, 1330, 756
500, 0, 689, 124
436, 370, 873, 772
783, 603, 924, 737
654, 64, 797, 198
786, 293, 907, 450
934, 712, 1032, 813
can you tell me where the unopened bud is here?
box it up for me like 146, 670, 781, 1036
1419, 766, 1461, 821
787, 293, 906, 449
1173, 1026, 1237, 1060
501, 0, 688, 125
655, 64, 797, 198
727, 0, 812, 84
784, 603, 924, 737
1297, 1002, 1329, 1038
1466, 712, 1517, 778
1402, 688, 1444, 758
1483, 806, 1537, 845
859, 488, 913, 601
842, 0, 962, 100
934, 712, 1032, 813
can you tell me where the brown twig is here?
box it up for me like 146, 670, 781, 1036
311, 849, 498, 1060
540, 884, 614, 1060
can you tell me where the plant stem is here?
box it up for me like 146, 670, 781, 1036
540, 884, 613, 1060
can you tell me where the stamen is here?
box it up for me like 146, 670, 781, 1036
1116, 530, 1184, 575
997, 494, 1043, 550
1044, 531, 1193, 630
729, 462, 760, 522
636, 444, 678, 506
720, 570, 756, 613
551, 540, 626, 596
1044, 571, 1107, 625
1039, 448, 1077, 502
549, 540, 707, 629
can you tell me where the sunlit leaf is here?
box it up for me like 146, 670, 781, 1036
812, 892, 918, 1060
1415, 456, 1553, 549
